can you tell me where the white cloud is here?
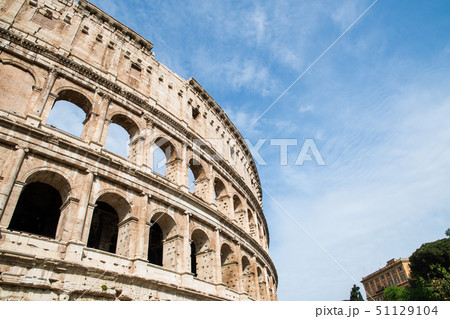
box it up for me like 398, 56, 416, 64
299, 105, 315, 113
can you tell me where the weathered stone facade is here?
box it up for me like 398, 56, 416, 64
0, 0, 277, 301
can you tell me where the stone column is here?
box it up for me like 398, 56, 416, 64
37, 68, 58, 120
116, 216, 139, 257
262, 267, 270, 301
134, 193, 150, 260
72, 170, 96, 243
90, 93, 111, 148
181, 212, 191, 273
235, 241, 244, 293
180, 143, 189, 190
0, 146, 28, 225
214, 227, 222, 284
251, 255, 260, 300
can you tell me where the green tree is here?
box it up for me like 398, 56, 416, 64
349, 284, 364, 301
445, 228, 450, 238
409, 238, 450, 281
383, 286, 408, 301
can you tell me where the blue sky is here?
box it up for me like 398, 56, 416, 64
53, 0, 450, 300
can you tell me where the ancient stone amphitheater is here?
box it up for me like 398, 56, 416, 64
0, 0, 277, 301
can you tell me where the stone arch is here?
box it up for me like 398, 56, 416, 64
47, 88, 93, 138
232, 194, 245, 227
87, 191, 132, 255
152, 136, 179, 182
247, 209, 257, 239
0, 59, 37, 116
220, 243, 238, 291
8, 169, 71, 239
104, 112, 141, 159
214, 177, 230, 216
147, 210, 179, 270
190, 229, 214, 281
108, 112, 140, 140
241, 255, 256, 298
257, 266, 267, 300
187, 157, 208, 197
54, 88, 93, 114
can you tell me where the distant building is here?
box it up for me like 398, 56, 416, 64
361, 258, 412, 301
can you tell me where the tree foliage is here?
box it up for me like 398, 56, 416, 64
384, 233, 450, 301
349, 284, 364, 301
409, 238, 450, 280
383, 286, 408, 301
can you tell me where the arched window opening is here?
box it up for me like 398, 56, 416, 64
221, 243, 238, 290
153, 137, 177, 180
147, 212, 177, 269
187, 158, 205, 193
46, 100, 86, 137
257, 267, 266, 300
233, 195, 245, 226
148, 220, 163, 266
248, 210, 256, 238
104, 122, 129, 158
87, 201, 119, 254
46, 90, 91, 138
190, 229, 212, 281
257, 217, 265, 244
214, 178, 226, 203
214, 178, 229, 216
241, 256, 255, 298
8, 182, 62, 238
153, 145, 167, 176
105, 114, 140, 160
87, 192, 130, 256
233, 195, 242, 211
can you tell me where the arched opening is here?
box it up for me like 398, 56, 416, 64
233, 195, 242, 211
257, 217, 265, 244
187, 158, 205, 193
190, 229, 213, 281
47, 89, 91, 138
104, 122, 130, 158
87, 192, 131, 255
221, 243, 238, 291
148, 220, 163, 266
233, 195, 245, 226
257, 267, 266, 300
214, 178, 229, 216
8, 182, 62, 238
241, 256, 255, 298
153, 137, 177, 181
87, 202, 119, 254
147, 212, 177, 269
247, 210, 256, 238
268, 275, 275, 300
105, 114, 140, 160
214, 178, 226, 202
153, 146, 167, 176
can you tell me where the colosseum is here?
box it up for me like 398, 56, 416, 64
0, 0, 278, 301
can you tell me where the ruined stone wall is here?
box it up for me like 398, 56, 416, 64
0, 0, 277, 301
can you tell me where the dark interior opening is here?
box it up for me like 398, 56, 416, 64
87, 201, 119, 254
8, 182, 62, 238
148, 221, 163, 266
190, 241, 197, 276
